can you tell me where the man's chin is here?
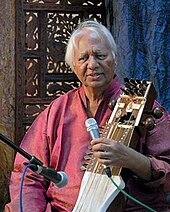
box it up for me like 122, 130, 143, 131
87, 81, 109, 89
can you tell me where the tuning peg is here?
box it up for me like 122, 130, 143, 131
124, 78, 130, 83
85, 149, 93, 155
80, 159, 91, 171
125, 82, 132, 89
136, 89, 144, 96
124, 85, 135, 95
84, 155, 91, 160
121, 87, 130, 95
129, 79, 138, 86
145, 117, 155, 130
144, 107, 163, 119
80, 164, 87, 171
152, 107, 163, 119
87, 145, 92, 150
108, 99, 117, 110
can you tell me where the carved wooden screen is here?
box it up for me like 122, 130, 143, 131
15, 0, 106, 145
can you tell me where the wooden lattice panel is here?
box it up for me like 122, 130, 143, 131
15, 0, 106, 144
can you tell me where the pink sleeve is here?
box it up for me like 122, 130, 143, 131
144, 156, 170, 191
6, 107, 51, 211
142, 103, 170, 191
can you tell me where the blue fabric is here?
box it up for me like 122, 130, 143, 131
111, 0, 170, 111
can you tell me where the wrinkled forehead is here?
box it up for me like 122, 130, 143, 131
73, 28, 109, 48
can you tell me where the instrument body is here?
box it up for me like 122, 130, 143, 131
73, 172, 124, 212
73, 79, 156, 212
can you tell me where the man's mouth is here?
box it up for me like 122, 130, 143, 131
87, 73, 102, 77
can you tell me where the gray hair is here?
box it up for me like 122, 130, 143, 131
65, 20, 117, 71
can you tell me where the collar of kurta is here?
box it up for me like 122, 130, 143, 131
78, 75, 122, 108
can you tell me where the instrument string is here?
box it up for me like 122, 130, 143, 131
74, 81, 155, 211
81, 114, 135, 210
78, 97, 138, 210
76, 120, 123, 210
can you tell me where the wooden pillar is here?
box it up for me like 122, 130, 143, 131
0, 0, 15, 209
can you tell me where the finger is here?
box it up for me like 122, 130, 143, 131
93, 150, 111, 159
91, 138, 111, 146
95, 155, 112, 166
90, 137, 104, 145
97, 158, 110, 166
92, 143, 110, 152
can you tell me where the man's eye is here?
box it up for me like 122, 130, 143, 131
79, 56, 88, 61
96, 54, 105, 60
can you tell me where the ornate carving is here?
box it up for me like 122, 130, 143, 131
16, 0, 105, 143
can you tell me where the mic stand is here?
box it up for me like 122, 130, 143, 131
0, 133, 43, 166
0, 133, 68, 187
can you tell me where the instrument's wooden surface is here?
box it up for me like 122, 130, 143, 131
72, 172, 125, 212
74, 79, 156, 212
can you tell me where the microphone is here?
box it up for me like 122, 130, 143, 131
30, 164, 68, 188
85, 117, 100, 139
0, 133, 68, 187
85, 118, 112, 177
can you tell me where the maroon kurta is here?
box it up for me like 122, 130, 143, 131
5, 77, 170, 211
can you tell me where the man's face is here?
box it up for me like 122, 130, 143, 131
73, 29, 116, 90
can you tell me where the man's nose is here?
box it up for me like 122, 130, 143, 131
87, 56, 98, 69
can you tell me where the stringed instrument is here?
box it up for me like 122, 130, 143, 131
73, 78, 160, 212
